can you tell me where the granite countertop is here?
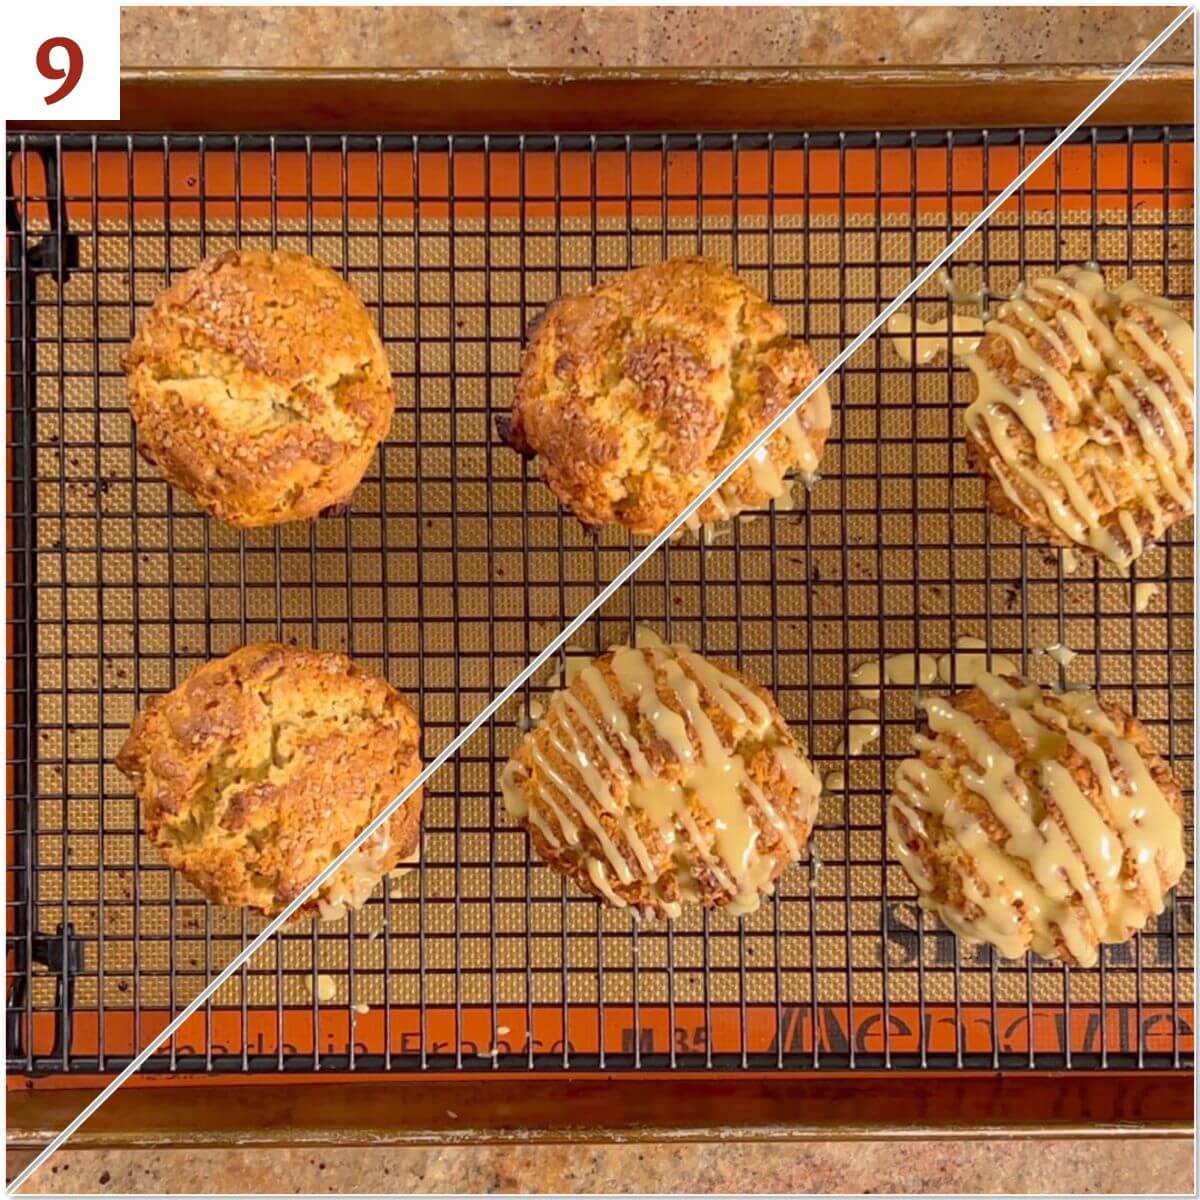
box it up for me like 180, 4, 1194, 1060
7, 1136, 1196, 1195
122, 5, 1192, 68
9, 5, 1193, 1195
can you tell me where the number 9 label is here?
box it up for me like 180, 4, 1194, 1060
37, 37, 84, 106
6, 5, 119, 120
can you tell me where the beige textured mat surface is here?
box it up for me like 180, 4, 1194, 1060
19, 204, 1194, 1058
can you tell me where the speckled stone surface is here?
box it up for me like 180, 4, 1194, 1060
122, 6, 1193, 68
7, 1137, 1196, 1195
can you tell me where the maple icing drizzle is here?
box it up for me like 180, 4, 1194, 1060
681, 383, 832, 532
962, 267, 1194, 572
887, 312, 985, 365
502, 643, 820, 917
888, 671, 1184, 965
828, 640, 1020, 793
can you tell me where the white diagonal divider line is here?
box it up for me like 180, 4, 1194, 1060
9, 6, 1193, 1190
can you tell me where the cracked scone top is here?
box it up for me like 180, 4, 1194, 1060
887, 672, 1185, 967
124, 249, 394, 527
116, 643, 423, 920
506, 257, 832, 534
501, 642, 822, 917
962, 266, 1194, 571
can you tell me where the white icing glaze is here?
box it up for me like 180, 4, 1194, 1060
940, 269, 989, 313
850, 652, 938, 702
680, 383, 831, 533
1038, 643, 1078, 668
516, 697, 545, 733
502, 642, 819, 916
1135, 581, 1161, 612
633, 625, 667, 650
308, 974, 337, 1003
888, 671, 1184, 965
936, 636, 1020, 686
837, 708, 881, 757
850, 638, 1020, 710
887, 312, 985, 365
318, 830, 405, 920
963, 267, 1194, 573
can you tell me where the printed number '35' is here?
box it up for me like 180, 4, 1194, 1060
37, 37, 83, 106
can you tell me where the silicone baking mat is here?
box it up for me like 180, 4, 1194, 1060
7, 129, 1194, 1073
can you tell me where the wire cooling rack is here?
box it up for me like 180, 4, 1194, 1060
6, 125, 1194, 1076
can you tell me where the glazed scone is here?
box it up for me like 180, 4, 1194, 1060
125, 249, 394, 527
501, 641, 822, 917
887, 671, 1186, 967
505, 257, 832, 535
962, 266, 1194, 571
116, 643, 422, 920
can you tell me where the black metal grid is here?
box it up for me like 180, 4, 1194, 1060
5, 125, 1195, 1076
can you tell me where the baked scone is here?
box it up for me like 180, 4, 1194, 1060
501, 641, 822, 917
116, 643, 422, 920
125, 249, 394, 527
505, 257, 832, 535
887, 671, 1186, 966
962, 266, 1194, 571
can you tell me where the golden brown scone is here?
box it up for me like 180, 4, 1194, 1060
962, 266, 1193, 571
506, 257, 831, 535
501, 639, 821, 917
888, 671, 1185, 967
125, 249, 394, 527
116, 643, 422, 920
